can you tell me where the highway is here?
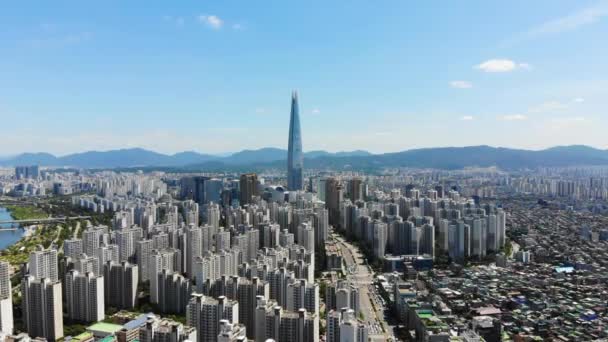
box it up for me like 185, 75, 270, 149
0, 215, 91, 225
335, 234, 396, 342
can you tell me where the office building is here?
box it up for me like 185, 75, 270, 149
325, 177, 343, 227
15, 165, 39, 180
239, 173, 259, 205
205, 178, 224, 205
347, 178, 364, 202
287, 91, 304, 191
181, 176, 209, 205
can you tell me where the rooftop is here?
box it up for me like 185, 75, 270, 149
87, 322, 123, 334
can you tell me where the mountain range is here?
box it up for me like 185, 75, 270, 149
0, 148, 372, 169
0, 145, 607, 170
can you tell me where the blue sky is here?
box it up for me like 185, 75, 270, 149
1, 0, 607, 155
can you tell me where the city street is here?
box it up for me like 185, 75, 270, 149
335, 235, 395, 342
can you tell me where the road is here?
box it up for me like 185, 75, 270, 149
335, 235, 396, 342
0, 216, 91, 225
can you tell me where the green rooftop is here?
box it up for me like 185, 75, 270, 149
87, 322, 123, 334
72, 332, 94, 341
416, 309, 435, 319
100, 336, 117, 342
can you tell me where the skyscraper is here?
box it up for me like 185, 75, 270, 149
239, 173, 258, 205
287, 91, 304, 191
325, 177, 343, 227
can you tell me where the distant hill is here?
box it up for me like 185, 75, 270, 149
297, 145, 608, 170
3, 152, 59, 166
0, 147, 373, 169
1, 145, 607, 170
223, 148, 286, 164
304, 150, 372, 158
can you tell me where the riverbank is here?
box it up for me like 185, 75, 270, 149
0, 207, 27, 249
3, 205, 47, 221
0, 205, 52, 265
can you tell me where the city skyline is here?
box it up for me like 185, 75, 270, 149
1, 1, 607, 155
2, 2, 608, 341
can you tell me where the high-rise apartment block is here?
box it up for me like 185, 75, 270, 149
65, 270, 104, 322
0, 262, 13, 335
28, 247, 59, 282
22, 276, 63, 341
104, 261, 138, 309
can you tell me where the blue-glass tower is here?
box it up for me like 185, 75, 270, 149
287, 91, 304, 190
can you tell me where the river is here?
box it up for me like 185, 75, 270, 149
0, 207, 24, 250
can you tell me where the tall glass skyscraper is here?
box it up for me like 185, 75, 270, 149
287, 91, 304, 190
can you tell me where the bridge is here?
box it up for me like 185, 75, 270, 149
0, 216, 91, 228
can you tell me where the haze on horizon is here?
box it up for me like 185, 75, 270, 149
1, 1, 607, 156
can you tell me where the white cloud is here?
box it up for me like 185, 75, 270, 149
500, 114, 528, 121
573, 97, 585, 103
198, 15, 223, 29
501, 2, 608, 47
460, 116, 474, 121
518, 63, 532, 70
450, 81, 473, 89
255, 108, 266, 114
311, 108, 320, 114
530, 2, 608, 37
475, 59, 530, 73
528, 101, 567, 113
